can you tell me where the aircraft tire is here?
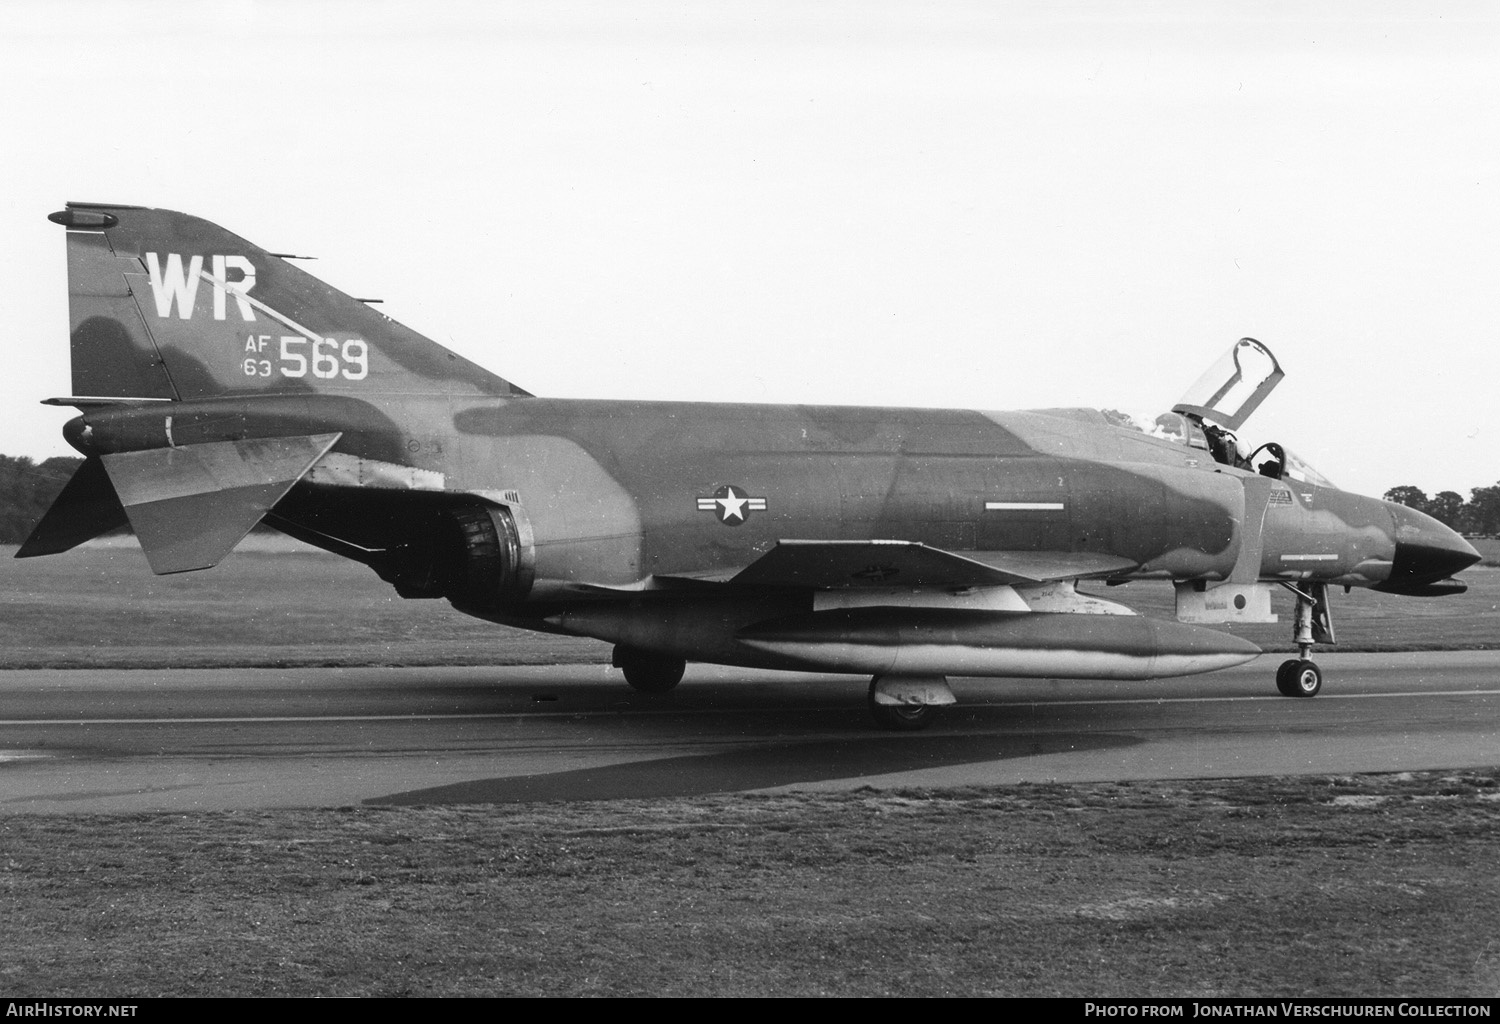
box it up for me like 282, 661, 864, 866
1275, 659, 1301, 697
615, 647, 686, 693
868, 679, 935, 731
1283, 659, 1322, 698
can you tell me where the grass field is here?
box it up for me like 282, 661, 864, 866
2, 772, 1499, 997
1466, 535, 1500, 567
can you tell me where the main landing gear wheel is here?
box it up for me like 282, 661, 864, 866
612, 646, 686, 694
1276, 659, 1322, 698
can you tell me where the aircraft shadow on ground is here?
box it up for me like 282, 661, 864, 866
367, 730, 1138, 805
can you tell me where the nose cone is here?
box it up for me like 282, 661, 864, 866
1377, 503, 1481, 595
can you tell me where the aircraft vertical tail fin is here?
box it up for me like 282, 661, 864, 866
49, 203, 530, 403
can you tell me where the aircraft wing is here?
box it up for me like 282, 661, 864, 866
960, 549, 1140, 582
661, 540, 1137, 590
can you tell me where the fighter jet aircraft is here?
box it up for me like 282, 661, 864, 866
20, 203, 1481, 728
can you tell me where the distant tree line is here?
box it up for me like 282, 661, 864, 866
0, 454, 83, 544
1384, 484, 1500, 536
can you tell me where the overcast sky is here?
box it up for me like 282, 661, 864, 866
3, 0, 1497, 500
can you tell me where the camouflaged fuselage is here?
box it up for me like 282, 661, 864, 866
66, 391, 1417, 598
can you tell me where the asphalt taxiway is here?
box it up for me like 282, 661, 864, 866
1, 651, 1497, 813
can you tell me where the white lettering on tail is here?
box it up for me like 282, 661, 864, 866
209, 255, 257, 321
146, 252, 203, 319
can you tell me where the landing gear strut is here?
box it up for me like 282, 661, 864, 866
612, 645, 686, 693
1275, 582, 1333, 698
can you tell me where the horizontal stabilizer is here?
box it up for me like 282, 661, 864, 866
15, 457, 129, 558
100, 433, 340, 574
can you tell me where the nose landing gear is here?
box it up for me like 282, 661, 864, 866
1275, 582, 1333, 697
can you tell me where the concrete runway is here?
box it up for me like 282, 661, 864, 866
1, 651, 1497, 813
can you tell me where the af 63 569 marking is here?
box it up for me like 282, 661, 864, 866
241, 335, 368, 380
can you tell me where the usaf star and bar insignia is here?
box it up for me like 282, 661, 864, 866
697, 485, 768, 526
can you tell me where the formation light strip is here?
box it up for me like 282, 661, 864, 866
984, 502, 1065, 511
